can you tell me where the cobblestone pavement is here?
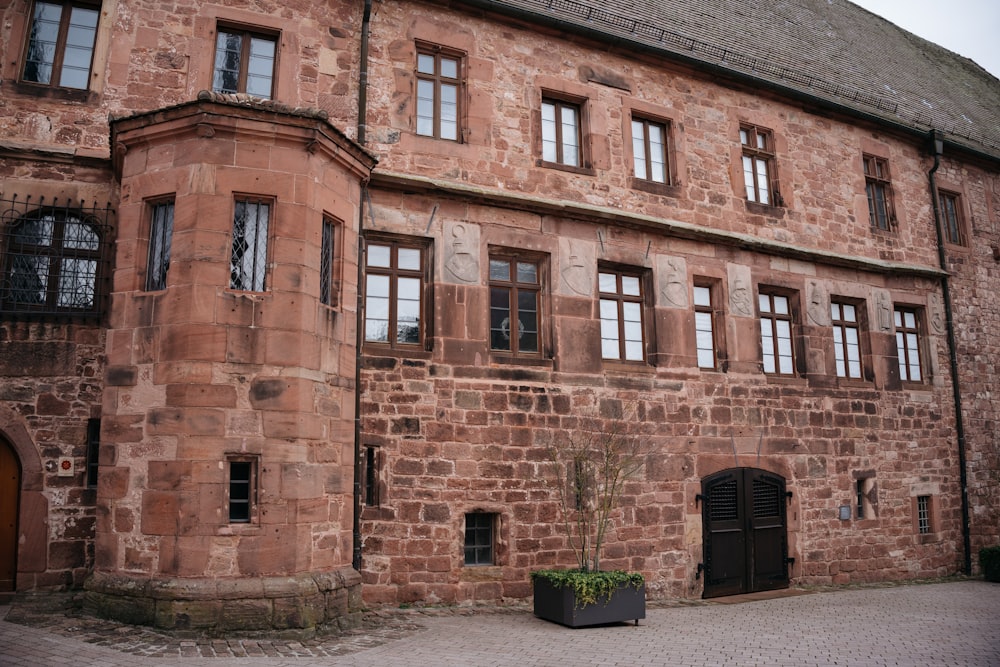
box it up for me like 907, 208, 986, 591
2, 580, 998, 666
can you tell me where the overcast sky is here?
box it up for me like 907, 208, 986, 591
850, 0, 1000, 79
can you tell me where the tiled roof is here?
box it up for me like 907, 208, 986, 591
475, 0, 1000, 159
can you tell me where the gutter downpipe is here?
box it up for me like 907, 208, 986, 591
353, 0, 373, 573
927, 129, 972, 576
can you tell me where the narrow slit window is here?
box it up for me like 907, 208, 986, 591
916, 495, 931, 534
228, 459, 255, 523
320, 217, 335, 306
145, 200, 174, 291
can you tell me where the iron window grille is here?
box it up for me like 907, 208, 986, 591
21, 0, 100, 90
86, 417, 100, 489
916, 495, 931, 534
145, 199, 174, 291
212, 26, 277, 99
464, 512, 496, 566
320, 217, 335, 306
228, 458, 256, 523
0, 194, 113, 321
229, 198, 270, 292
415, 46, 462, 141
864, 154, 895, 230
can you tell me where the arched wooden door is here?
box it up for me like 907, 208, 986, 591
701, 467, 789, 598
0, 438, 20, 591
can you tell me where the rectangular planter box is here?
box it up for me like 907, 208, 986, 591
532, 577, 646, 628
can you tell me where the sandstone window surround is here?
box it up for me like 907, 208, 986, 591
758, 289, 797, 376
488, 253, 542, 358
19, 0, 100, 91
938, 190, 966, 246
863, 154, 896, 231
831, 300, 864, 379
464, 512, 497, 566
631, 115, 671, 185
693, 280, 723, 370
212, 23, 277, 99
740, 124, 781, 206
0, 199, 112, 321
143, 198, 174, 292
415, 44, 463, 141
893, 306, 925, 383
599, 267, 647, 363
363, 235, 430, 349
229, 197, 271, 292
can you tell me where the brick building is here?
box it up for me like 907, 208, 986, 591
1, 0, 997, 633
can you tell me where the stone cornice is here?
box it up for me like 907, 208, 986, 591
370, 170, 947, 280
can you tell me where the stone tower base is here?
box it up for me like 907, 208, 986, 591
83, 568, 362, 637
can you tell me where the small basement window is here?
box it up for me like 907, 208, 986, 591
464, 512, 496, 565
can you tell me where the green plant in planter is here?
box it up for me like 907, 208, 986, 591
980, 545, 1000, 582
546, 400, 648, 574
530, 569, 645, 607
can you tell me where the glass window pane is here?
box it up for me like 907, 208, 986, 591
599, 299, 618, 320
598, 272, 617, 294
756, 159, 770, 205
697, 347, 715, 369
516, 262, 537, 284
632, 121, 646, 178
773, 295, 789, 315
367, 244, 391, 268
440, 57, 458, 79
602, 338, 620, 360
621, 276, 641, 296
759, 293, 771, 312
398, 247, 421, 271
246, 37, 275, 98
213, 32, 242, 94
694, 286, 711, 307
23, 2, 63, 85
417, 53, 435, 74
489, 259, 510, 281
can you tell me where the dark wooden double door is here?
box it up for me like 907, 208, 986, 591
702, 467, 789, 598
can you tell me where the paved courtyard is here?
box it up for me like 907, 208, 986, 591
1, 580, 998, 666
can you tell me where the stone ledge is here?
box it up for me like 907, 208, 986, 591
83, 568, 362, 637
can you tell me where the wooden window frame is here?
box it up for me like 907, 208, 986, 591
758, 289, 798, 377
894, 306, 925, 383
631, 115, 671, 185
541, 96, 585, 169
864, 154, 895, 231
693, 280, 723, 370
19, 0, 101, 91
212, 23, 278, 99
229, 197, 272, 292
414, 44, 463, 141
938, 190, 966, 246
599, 266, 648, 363
488, 252, 543, 359
831, 299, 865, 380
740, 124, 780, 206
363, 235, 430, 350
